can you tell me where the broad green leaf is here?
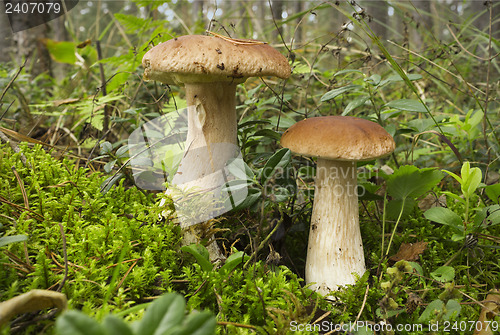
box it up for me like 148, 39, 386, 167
386, 165, 443, 200
233, 188, 261, 211
385, 99, 427, 113
100, 141, 113, 155
219, 251, 249, 275
56, 311, 106, 335
386, 73, 422, 82
260, 148, 291, 185
252, 129, 281, 141
443, 299, 461, 320
320, 84, 362, 102
45, 40, 76, 64
167, 311, 216, 335
0, 234, 27, 247
134, 293, 186, 335
485, 183, 500, 204
103, 315, 134, 335
475, 205, 500, 228
424, 207, 464, 232
342, 96, 369, 115
430, 266, 455, 282
386, 198, 415, 220
409, 262, 423, 276
365, 74, 381, 85
460, 162, 482, 197
418, 299, 444, 322
103, 160, 117, 173
180, 244, 213, 272
115, 145, 129, 159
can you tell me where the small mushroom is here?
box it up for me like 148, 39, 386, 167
142, 35, 290, 259
280, 116, 395, 294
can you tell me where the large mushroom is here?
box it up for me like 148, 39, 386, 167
280, 116, 395, 294
142, 35, 290, 259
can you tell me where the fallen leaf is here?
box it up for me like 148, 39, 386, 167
474, 290, 500, 335
389, 241, 428, 262
418, 193, 446, 211
0, 289, 67, 326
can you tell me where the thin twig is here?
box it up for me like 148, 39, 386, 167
0, 58, 27, 105
57, 223, 68, 292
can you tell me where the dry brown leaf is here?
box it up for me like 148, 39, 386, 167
418, 193, 446, 211
474, 290, 500, 335
0, 289, 67, 326
52, 98, 80, 106
389, 241, 428, 262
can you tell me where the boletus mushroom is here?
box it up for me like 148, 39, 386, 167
280, 116, 395, 294
142, 34, 290, 259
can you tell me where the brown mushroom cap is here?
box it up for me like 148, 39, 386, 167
280, 116, 395, 161
142, 35, 291, 85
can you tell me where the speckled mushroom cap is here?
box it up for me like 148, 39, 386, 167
142, 35, 291, 85
280, 116, 395, 161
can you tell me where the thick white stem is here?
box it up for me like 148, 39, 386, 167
305, 159, 366, 294
163, 82, 239, 261
174, 82, 238, 185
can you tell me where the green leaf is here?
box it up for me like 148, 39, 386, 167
485, 183, 500, 204
114, 13, 152, 33
430, 266, 455, 282
443, 299, 461, 321
320, 84, 362, 102
342, 96, 369, 115
100, 141, 113, 155
233, 188, 261, 211
219, 251, 249, 275
260, 148, 291, 185
424, 207, 464, 232
115, 145, 129, 159
385, 99, 427, 113
104, 160, 117, 173
55, 311, 106, 335
180, 244, 213, 272
386, 165, 443, 200
365, 74, 381, 86
418, 299, 444, 322
460, 162, 482, 197
168, 311, 216, 335
0, 234, 27, 247
385, 198, 415, 220
252, 129, 281, 141
102, 315, 134, 335
134, 293, 186, 335
45, 40, 76, 64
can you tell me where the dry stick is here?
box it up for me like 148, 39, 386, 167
0, 58, 27, 105
481, 3, 494, 187
57, 223, 68, 292
11, 166, 31, 266
95, 40, 111, 135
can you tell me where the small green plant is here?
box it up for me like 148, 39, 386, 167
55, 292, 216, 335
424, 162, 500, 242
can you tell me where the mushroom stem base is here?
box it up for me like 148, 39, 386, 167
305, 159, 366, 294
